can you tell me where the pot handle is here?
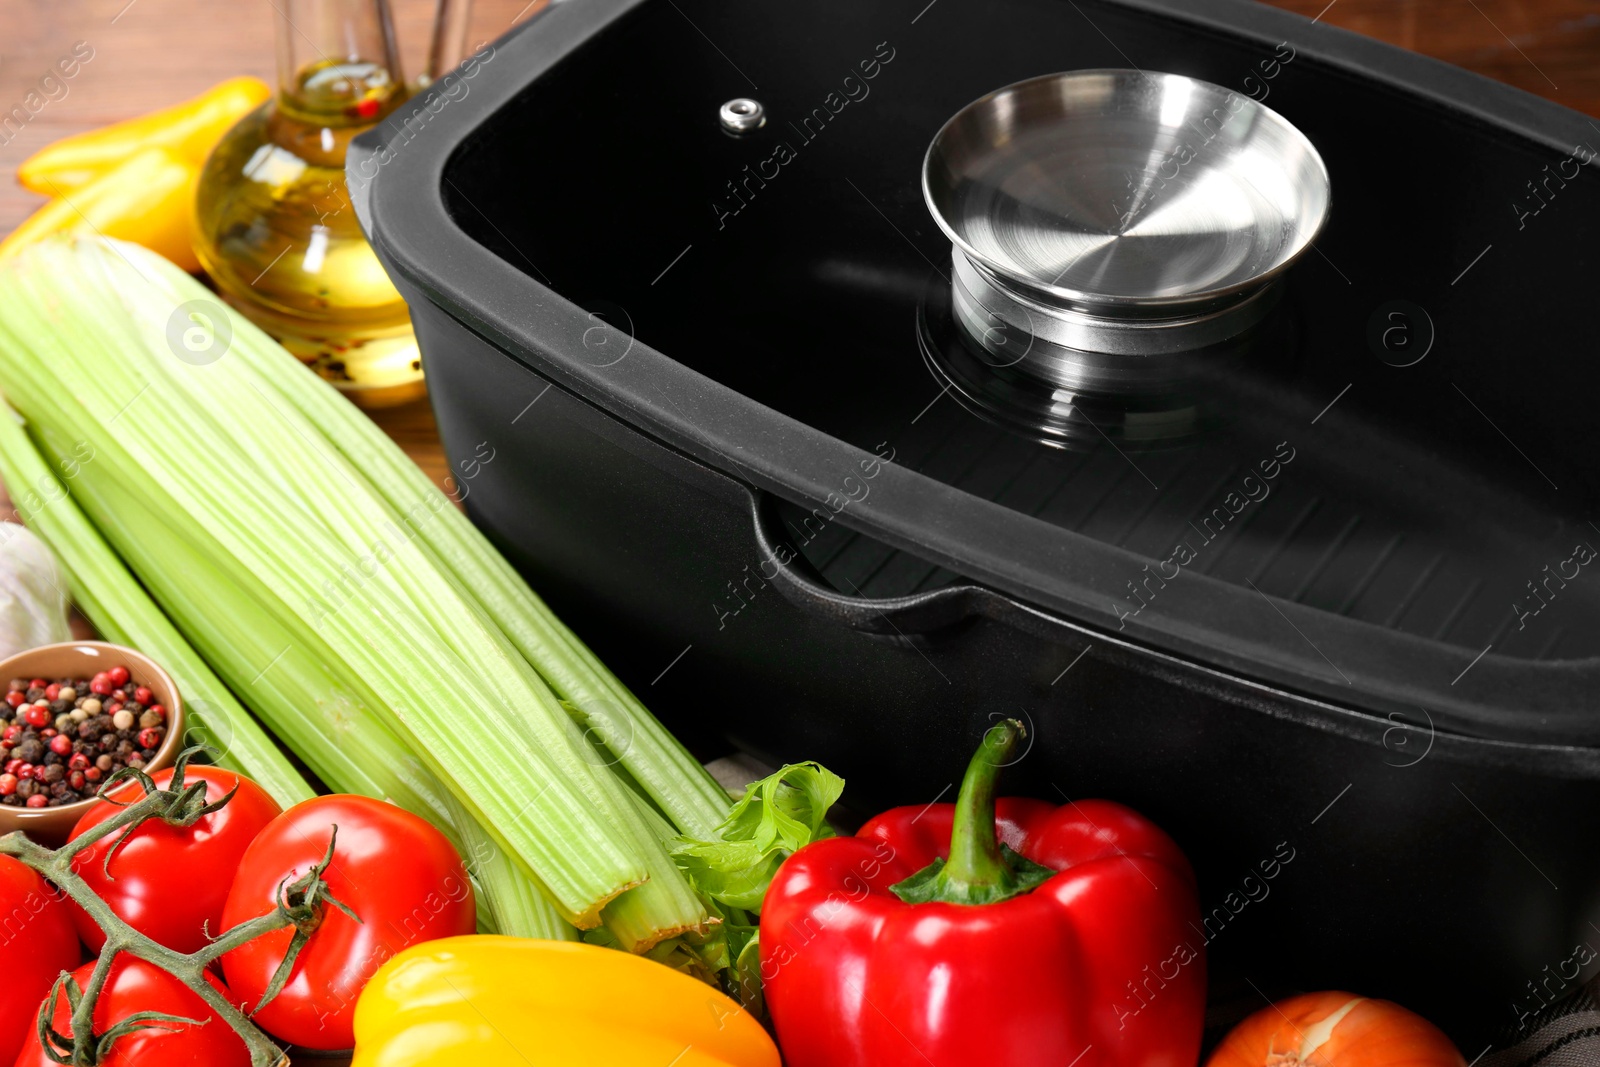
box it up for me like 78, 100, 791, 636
748, 493, 990, 637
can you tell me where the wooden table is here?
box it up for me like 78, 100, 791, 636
1, 0, 1597, 489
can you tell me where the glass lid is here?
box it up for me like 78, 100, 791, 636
442, 0, 1600, 720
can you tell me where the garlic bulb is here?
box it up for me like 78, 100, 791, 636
0, 522, 71, 659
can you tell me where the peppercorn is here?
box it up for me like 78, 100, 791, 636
3, 668, 163, 804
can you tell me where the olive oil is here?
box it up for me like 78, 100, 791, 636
194, 13, 425, 408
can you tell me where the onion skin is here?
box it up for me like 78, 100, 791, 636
1206, 991, 1466, 1067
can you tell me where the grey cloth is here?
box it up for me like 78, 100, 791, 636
1488, 974, 1600, 1067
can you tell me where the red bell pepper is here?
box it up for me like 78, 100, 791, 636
761, 719, 1205, 1067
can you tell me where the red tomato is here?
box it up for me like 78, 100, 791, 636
0, 856, 80, 1063
68, 766, 281, 955
13, 955, 249, 1067
220, 795, 475, 1050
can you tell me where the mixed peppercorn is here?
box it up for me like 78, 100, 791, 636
0, 666, 168, 808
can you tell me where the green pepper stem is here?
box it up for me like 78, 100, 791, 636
888, 718, 1055, 907
942, 719, 1021, 889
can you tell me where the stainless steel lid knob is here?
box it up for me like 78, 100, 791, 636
922, 69, 1331, 370
720, 97, 766, 134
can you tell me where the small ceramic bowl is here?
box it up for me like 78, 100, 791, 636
0, 641, 186, 846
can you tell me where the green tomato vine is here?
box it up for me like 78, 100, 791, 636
0, 749, 353, 1067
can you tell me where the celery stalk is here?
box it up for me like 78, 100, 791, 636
42, 454, 571, 939
260, 370, 735, 839
0, 407, 313, 808
128, 251, 734, 840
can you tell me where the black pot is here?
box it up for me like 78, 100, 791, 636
354, 0, 1600, 1047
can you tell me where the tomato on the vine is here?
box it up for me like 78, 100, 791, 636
220, 795, 476, 1050
0, 855, 80, 1063
13, 955, 250, 1067
68, 766, 281, 954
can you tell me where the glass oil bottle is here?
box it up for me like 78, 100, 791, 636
194, 0, 424, 407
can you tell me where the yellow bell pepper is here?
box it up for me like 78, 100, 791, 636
0, 147, 199, 271
17, 75, 269, 195
353, 936, 782, 1067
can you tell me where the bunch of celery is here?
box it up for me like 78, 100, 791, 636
0, 237, 733, 952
